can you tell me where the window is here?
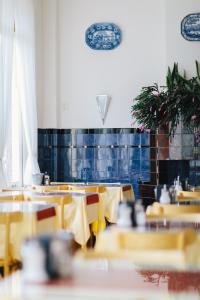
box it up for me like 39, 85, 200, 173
11, 35, 23, 186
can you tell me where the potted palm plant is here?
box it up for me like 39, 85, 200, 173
131, 61, 200, 138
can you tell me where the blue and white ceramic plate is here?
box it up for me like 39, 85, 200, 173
181, 13, 200, 41
85, 23, 122, 50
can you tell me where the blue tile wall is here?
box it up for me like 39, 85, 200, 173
38, 128, 151, 199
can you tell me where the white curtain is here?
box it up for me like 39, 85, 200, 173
14, 0, 40, 185
0, 0, 14, 187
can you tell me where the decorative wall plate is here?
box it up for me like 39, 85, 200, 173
181, 13, 200, 41
85, 23, 122, 50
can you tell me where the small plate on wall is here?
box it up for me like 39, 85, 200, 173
181, 13, 200, 41
85, 23, 122, 50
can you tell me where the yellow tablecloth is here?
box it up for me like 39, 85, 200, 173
0, 202, 57, 260
146, 202, 200, 217
67, 183, 134, 223
62, 192, 99, 246
32, 185, 68, 192
81, 227, 200, 267
24, 192, 72, 229
101, 184, 134, 223
0, 192, 24, 201
25, 191, 100, 246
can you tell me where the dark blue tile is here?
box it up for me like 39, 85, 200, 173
94, 134, 106, 146
72, 171, 78, 178
129, 133, 141, 146
119, 148, 128, 160
63, 161, 72, 177
141, 133, 150, 146
95, 171, 106, 180
129, 148, 141, 160
75, 134, 84, 146
141, 172, 151, 182
38, 148, 44, 160
51, 148, 58, 161
106, 148, 119, 160
38, 133, 45, 147
130, 172, 141, 183
48, 133, 57, 146
95, 148, 106, 159
96, 160, 107, 171
38, 160, 45, 172
106, 160, 118, 177
84, 134, 95, 146
72, 148, 78, 160
119, 177, 130, 183
141, 160, 150, 172
76, 160, 83, 173
76, 148, 94, 159
76, 171, 82, 180
58, 133, 71, 146
118, 160, 129, 176
118, 134, 128, 146
85, 148, 95, 160
58, 147, 71, 161
129, 160, 141, 172
132, 183, 139, 200
43, 134, 48, 147
105, 134, 118, 146
71, 160, 77, 172
42, 159, 51, 174
81, 167, 92, 180
141, 148, 150, 160
77, 148, 85, 160
82, 159, 94, 169
43, 147, 51, 159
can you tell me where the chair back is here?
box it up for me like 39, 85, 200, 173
0, 194, 24, 202
95, 228, 197, 253
147, 202, 200, 216
176, 191, 200, 202
0, 212, 22, 276
68, 185, 105, 193
29, 195, 72, 229
119, 229, 196, 251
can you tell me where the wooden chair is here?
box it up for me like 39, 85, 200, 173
28, 195, 72, 229
176, 191, 200, 202
146, 202, 200, 217
0, 194, 24, 202
32, 185, 68, 192
0, 212, 22, 276
94, 228, 197, 254
68, 185, 106, 193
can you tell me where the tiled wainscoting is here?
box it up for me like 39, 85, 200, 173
38, 128, 200, 205
38, 129, 150, 199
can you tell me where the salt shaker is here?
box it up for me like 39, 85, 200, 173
44, 172, 50, 185
21, 239, 48, 283
135, 199, 146, 227
159, 184, 171, 204
117, 202, 132, 228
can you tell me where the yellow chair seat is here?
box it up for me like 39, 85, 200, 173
0, 212, 23, 276
146, 202, 200, 216
176, 191, 200, 202
95, 228, 196, 252
68, 185, 106, 193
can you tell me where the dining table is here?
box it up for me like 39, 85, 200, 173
0, 201, 57, 260
0, 258, 200, 300
52, 182, 135, 223
146, 214, 200, 230
25, 190, 100, 246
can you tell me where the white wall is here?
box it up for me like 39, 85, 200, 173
166, 0, 200, 77
37, 0, 200, 128
36, 0, 58, 128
